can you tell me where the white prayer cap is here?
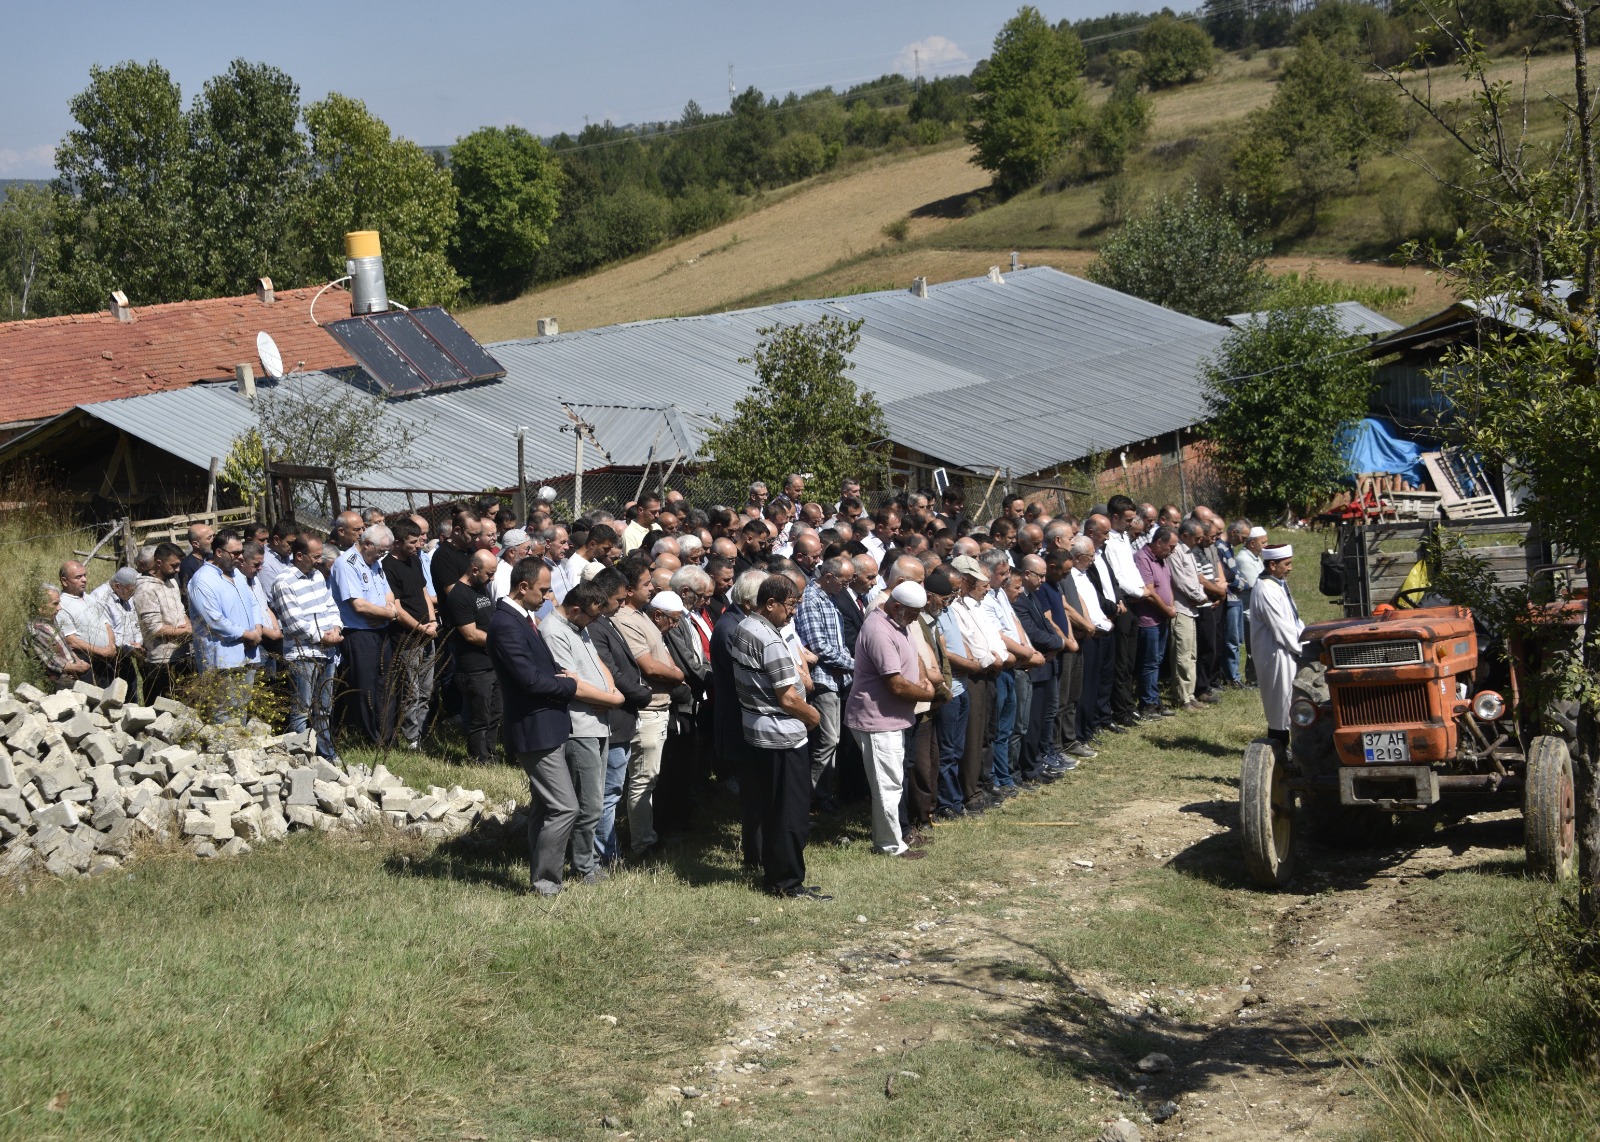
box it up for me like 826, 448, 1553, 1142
1247, 526, 1269, 540
501, 528, 530, 548
890, 581, 928, 609
536, 485, 558, 502
1262, 544, 1294, 561
579, 559, 605, 582
650, 590, 687, 615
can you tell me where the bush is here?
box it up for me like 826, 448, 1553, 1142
1088, 189, 1270, 321
669, 185, 737, 237
1138, 16, 1218, 88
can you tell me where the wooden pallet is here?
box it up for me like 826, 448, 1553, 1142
1421, 450, 1503, 519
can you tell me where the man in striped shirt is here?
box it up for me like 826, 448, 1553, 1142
794, 555, 855, 813
269, 536, 344, 761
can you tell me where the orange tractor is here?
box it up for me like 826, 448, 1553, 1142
1240, 599, 1584, 888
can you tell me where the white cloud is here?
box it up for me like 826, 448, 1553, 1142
0, 145, 55, 179
893, 36, 969, 78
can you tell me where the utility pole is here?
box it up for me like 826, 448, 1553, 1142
728, 63, 735, 106
914, 48, 921, 82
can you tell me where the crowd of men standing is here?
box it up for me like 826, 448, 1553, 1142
26, 477, 1276, 899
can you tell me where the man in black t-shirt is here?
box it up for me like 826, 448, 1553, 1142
385, 518, 439, 748
444, 550, 500, 763
430, 508, 483, 604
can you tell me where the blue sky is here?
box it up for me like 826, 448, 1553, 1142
0, 1, 1169, 178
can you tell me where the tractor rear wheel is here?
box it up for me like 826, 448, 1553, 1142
1525, 735, 1576, 880
1241, 739, 1296, 888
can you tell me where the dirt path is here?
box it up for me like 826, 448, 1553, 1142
649, 797, 1524, 1139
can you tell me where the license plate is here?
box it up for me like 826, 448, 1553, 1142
1362, 731, 1410, 763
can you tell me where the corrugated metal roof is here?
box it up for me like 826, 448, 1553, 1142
1225, 301, 1404, 339
7, 267, 1229, 484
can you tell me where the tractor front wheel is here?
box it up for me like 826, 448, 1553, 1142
1241, 739, 1296, 888
1525, 735, 1576, 880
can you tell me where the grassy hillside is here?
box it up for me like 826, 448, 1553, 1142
462, 46, 1573, 340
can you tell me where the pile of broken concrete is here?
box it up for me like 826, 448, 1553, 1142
0, 675, 513, 880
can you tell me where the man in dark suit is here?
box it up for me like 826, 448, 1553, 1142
487, 559, 605, 896
1012, 554, 1066, 785
831, 567, 867, 654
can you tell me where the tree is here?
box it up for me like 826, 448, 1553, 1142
224, 378, 424, 514
1202, 299, 1373, 518
1378, 2, 1600, 956
300, 94, 464, 308
1236, 34, 1406, 226
449, 125, 563, 301
702, 317, 889, 492
1085, 71, 1153, 175
1138, 15, 1217, 89
1087, 189, 1270, 321
52, 61, 196, 312
0, 184, 55, 319
967, 7, 1089, 194
187, 60, 311, 297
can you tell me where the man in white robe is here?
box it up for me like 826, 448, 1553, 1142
1247, 544, 1305, 746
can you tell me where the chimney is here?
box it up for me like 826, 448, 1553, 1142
344, 230, 389, 315
235, 362, 256, 400
909, 277, 928, 299
537, 317, 560, 337
1010, 251, 1019, 272
109, 290, 132, 322
256, 276, 275, 305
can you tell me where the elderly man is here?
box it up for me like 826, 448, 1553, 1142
979, 549, 1039, 796
1133, 526, 1180, 718
795, 554, 855, 812
270, 536, 344, 761
1169, 519, 1213, 712
135, 542, 192, 702
330, 523, 400, 743
1236, 524, 1268, 686
586, 566, 654, 865
187, 530, 265, 720
1102, 496, 1152, 727
846, 580, 934, 859
1249, 544, 1305, 755
1065, 538, 1114, 749
731, 573, 824, 898
492, 528, 535, 601
179, 523, 213, 593
329, 510, 365, 553
56, 560, 118, 685
89, 566, 144, 687
29, 583, 90, 689
1011, 553, 1069, 782
947, 554, 1007, 811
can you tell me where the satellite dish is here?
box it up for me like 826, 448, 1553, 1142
257, 331, 284, 379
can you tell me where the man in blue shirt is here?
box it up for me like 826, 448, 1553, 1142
187, 529, 264, 722
330, 523, 399, 743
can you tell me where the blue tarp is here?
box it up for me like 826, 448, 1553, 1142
1342, 417, 1425, 484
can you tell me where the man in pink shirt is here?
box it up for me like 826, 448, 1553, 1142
844, 581, 935, 858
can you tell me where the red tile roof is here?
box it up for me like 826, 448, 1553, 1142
0, 286, 357, 427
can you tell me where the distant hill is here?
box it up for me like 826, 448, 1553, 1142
460, 49, 1473, 341
0, 179, 48, 204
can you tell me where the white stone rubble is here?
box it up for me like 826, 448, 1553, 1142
0, 674, 512, 880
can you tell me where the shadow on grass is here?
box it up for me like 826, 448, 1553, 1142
1145, 732, 1241, 759
911, 189, 983, 221
917, 926, 1370, 1110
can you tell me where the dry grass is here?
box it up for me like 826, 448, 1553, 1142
459, 144, 990, 340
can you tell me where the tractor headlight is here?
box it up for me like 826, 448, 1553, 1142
1471, 690, 1506, 721
1290, 697, 1320, 728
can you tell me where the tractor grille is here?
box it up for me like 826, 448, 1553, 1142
1330, 639, 1424, 668
1335, 682, 1432, 727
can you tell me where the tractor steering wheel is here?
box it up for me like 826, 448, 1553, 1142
1393, 585, 1432, 609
